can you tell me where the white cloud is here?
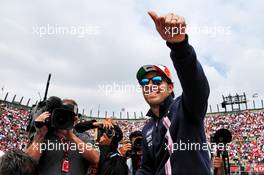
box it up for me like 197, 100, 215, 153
0, 0, 263, 116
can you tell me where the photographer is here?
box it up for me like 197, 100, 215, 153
210, 129, 232, 175
119, 131, 143, 175
89, 124, 128, 175
26, 98, 99, 175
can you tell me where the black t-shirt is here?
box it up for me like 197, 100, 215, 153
38, 130, 96, 175
96, 145, 128, 175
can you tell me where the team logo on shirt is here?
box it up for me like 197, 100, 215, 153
146, 127, 153, 147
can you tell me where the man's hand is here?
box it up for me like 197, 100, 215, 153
34, 112, 49, 139
148, 11, 186, 43
56, 129, 100, 164
26, 112, 50, 161
213, 156, 224, 168
93, 119, 113, 129
119, 142, 132, 157
35, 112, 50, 122
213, 156, 225, 175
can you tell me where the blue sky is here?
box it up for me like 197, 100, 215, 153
0, 0, 263, 117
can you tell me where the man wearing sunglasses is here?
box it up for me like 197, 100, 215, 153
136, 11, 211, 175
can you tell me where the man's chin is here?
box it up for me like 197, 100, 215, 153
146, 97, 162, 106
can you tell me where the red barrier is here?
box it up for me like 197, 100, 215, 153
246, 165, 264, 173
230, 165, 264, 173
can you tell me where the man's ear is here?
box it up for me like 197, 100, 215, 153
168, 83, 174, 94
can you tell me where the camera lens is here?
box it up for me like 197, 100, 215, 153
55, 115, 67, 125
134, 137, 143, 150
51, 108, 75, 130
105, 129, 114, 138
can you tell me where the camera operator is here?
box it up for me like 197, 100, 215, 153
26, 98, 99, 175
210, 129, 232, 175
89, 123, 128, 175
119, 131, 143, 175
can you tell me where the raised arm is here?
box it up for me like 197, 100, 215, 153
168, 36, 210, 119
148, 11, 210, 120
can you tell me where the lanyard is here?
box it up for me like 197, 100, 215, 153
59, 137, 70, 175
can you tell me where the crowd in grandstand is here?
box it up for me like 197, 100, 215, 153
205, 111, 264, 166
115, 120, 146, 140
0, 101, 263, 166
0, 103, 30, 152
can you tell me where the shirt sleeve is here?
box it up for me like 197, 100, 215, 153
167, 35, 210, 121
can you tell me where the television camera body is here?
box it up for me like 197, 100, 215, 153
27, 74, 77, 140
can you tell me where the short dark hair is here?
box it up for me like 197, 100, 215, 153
0, 150, 38, 175
63, 99, 79, 116
62, 99, 78, 106
129, 131, 143, 141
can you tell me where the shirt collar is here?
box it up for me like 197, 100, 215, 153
146, 94, 173, 119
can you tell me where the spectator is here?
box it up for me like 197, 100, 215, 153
0, 101, 263, 167
0, 149, 38, 175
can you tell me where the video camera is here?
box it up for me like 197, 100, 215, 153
27, 74, 77, 135
33, 96, 77, 130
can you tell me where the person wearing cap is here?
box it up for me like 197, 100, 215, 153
136, 11, 211, 175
